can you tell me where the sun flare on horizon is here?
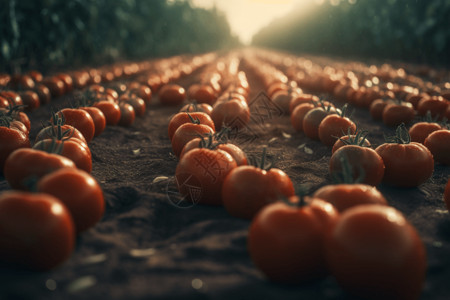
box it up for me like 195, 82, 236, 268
190, 0, 316, 44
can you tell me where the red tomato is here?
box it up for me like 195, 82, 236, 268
375, 126, 434, 187
190, 84, 217, 105
326, 205, 426, 300
313, 184, 387, 212
424, 129, 450, 165
0, 120, 31, 172
56, 108, 95, 143
222, 165, 295, 219
9, 74, 35, 89
331, 132, 371, 154
0, 91, 23, 107
382, 101, 415, 127
330, 145, 385, 186
179, 102, 213, 115
118, 102, 136, 127
271, 89, 300, 115
93, 100, 121, 126
369, 99, 393, 120
291, 102, 315, 132
171, 123, 214, 158
444, 178, 450, 212
211, 98, 250, 131
175, 148, 237, 205
0, 106, 31, 133
120, 94, 146, 117
37, 168, 105, 233
41, 77, 65, 98
19, 91, 40, 112
4, 148, 76, 190
128, 83, 152, 105
159, 84, 186, 106
80, 106, 106, 137
248, 198, 339, 283
0, 96, 9, 108
33, 138, 92, 173
27, 70, 43, 83
35, 124, 87, 145
56, 73, 74, 93
318, 108, 356, 147
168, 112, 215, 141
417, 96, 449, 120
33, 84, 52, 105
0, 191, 75, 270
409, 121, 442, 144
303, 106, 338, 140
289, 93, 319, 114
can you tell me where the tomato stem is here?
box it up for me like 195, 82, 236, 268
384, 123, 411, 144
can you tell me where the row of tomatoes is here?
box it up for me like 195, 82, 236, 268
0, 53, 218, 270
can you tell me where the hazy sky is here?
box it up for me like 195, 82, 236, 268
190, 0, 316, 44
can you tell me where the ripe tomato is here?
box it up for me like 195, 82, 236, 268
424, 129, 450, 165
80, 106, 106, 137
222, 165, 295, 219
93, 100, 121, 126
56, 108, 95, 143
0, 119, 31, 172
41, 76, 65, 98
417, 96, 449, 120
375, 125, 434, 187
325, 205, 426, 300
175, 147, 237, 205
331, 132, 371, 154
211, 98, 250, 131
120, 94, 146, 117
128, 82, 152, 105
33, 138, 92, 173
168, 112, 215, 141
313, 184, 387, 212
190, 84, 217, 105
248, 198, 339, 283
171, 123, 214, 158
37, 168, 104, 233
0, 191, 75, 270
409, 121, 442, 144
330, 145, 385, 186
159, 84, 186, 106
19, 91, 40, 112
303, 106, 338, 140
33, 84, 52, 105
180, 102, 213, 115
318, 107, 356, 147
289, 93, 319, 114
382, 101, 415, 127
0, 106, 30, 133
271, 89, 300, 115
35, 124, 87, 145
444, 178, 450, 212
370, 99, 393, 120
118, 102, 136, 127
290, 102, 315, 132
0, 91, 22, 107
4, 148, 76, 190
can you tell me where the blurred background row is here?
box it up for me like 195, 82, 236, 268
1, 0, 449, 73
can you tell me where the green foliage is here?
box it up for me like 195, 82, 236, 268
0, 0, 239, 73
252, 0, 450, 66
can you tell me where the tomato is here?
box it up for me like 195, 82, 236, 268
159, 84, 186, 106
417, 96, 449, 120
35, 124, 87, 145
80, 106, 106, 137
26, 70, 43, 83
409, 121, 442, 144
318, 106, 356, 147
171, 122, 214, 158
211, 98, 250, 131
267, 82, 288, 98
118, 102, 136, 127
0, 191, 75, 270
0, 106, 31, 133
370, 99, 393, 120
222, 164, 295, 219
9, 74, 35, 90
248, 198, 339, 283
4, 148, 76, 190
42, 76, 65, 98
93, 100, 121, 126
0, 96, 9, 108
405, 93, 427, 109
424, 129, 450, 165
331, 131, 371, 154
128, 82, 152, 105
289, 93, 319, 114
33, 138, 92, 173
330, 145, 385, 186
271, 89, 300, 115
56, 73, 74, 93
0, 118, 31, 172
303, 106, 338, 140
33, 84, 52, 105
37, 168, 104, 233
444, 178, 450, 212
56, 108, 95, 143
0, 91, 23, 107
120, 93, 146, 117
313, 184, 387, 212
290, 102, 316, 132
179, 102, 213, 115
375, 125, 434, 187
190, 84, 217, 105
325, 205, 426, 300
175, 147, 237, 205
168, 112, 215, 141
382, 101, 415, 127
19, 91, 40, 112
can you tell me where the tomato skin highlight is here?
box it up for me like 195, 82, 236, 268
0, 191, 75, 270
4, 148, 76, 190
248, 199, 339, 283
175, 148, 237, 205
37, 168, 105, 233
325, 205, 426, 300
222, 166, 295, 219
375, 142, 434, 187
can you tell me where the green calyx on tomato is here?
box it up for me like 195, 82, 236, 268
186, 112, 201, 125
384, 123, 411, 144
336, 128, 369, 147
